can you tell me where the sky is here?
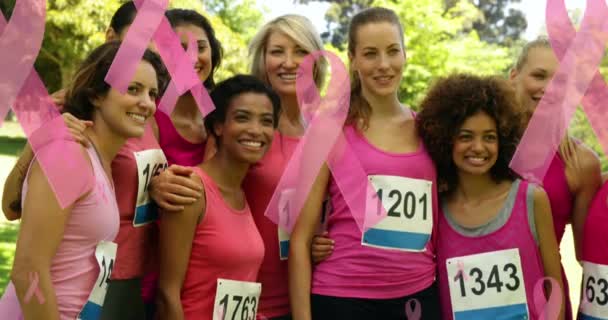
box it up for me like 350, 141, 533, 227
257, 0, 589, 41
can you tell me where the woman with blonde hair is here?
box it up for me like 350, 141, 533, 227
243, 14, 331, 319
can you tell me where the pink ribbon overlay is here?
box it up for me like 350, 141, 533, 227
404, 298, 421, 320
510, 0, 608, 183
0, 0, 94, 209
533, 277, 563, 320
23, 272, 45, 304
107, 0, 215, 118
264, 50, 389, 234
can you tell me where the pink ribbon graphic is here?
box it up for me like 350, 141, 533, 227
453, 260, 469, 282
404, 298, 421, 320
0, 1, 95, 209
24, 272, 45, 304
510, 0, 608, 182
264, 51, 389, 233
106, 0, 215, 117
533, 277, 563, 320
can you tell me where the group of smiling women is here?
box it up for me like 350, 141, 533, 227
0, 2, 606, 320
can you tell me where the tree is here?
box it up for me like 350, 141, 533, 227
446, 0, 527, 45
25, 0, 263, 93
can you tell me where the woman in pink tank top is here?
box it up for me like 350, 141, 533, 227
290, 8, 440, 320
157, 75, 280, 320
244, 14, 331, 320
0, 42, 166, 320
578, 174, 608, 319
417, 74, 565, 320
509, 38, 602, 319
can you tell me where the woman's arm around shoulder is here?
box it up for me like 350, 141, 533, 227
289, 164, 331, 320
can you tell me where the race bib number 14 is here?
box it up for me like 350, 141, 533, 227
446, 249, 529, 320
77, 241, 117, 320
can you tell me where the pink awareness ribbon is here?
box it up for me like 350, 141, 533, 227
0, 0, 94, 208
264, 50, 389, 234
453, 260, 469, 281
24, 272, 45, 304
106, 0, 215, 117
404, 298, 421, 320
510, 0, 608, 183
533, 277, 563, 320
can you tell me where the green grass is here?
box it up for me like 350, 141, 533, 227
0, 223, 18, 295
0, 136, 26, 157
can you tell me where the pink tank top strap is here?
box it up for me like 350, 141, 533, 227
154, 111, 205, 166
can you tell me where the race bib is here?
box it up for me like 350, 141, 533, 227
446, 249, 529, 320
133, 149, 167, 227
277, 190, 331, 260
213, 279, 261, 320
277, 189, 295, 260
579, 261, 608, 319
77, 241, 118, 320
362, 175, 432, 251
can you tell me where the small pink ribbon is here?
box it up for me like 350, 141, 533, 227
24, 272, 45, 304
404, 298, 421, 320
533, 277, 563, 320
453, 260, 469, 281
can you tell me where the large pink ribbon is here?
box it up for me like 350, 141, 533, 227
533, 277, 563, 320
510, 0, 608, 183
106, 0, 215, 117
0, 1, 94, 209
0, 0, 46, 127
104, 0, 169, 93
264, 51, 388, 233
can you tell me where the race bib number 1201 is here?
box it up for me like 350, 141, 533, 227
362, 175, 432, 251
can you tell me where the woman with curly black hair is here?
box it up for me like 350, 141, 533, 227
416, 74, 565, 320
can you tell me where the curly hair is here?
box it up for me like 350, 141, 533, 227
416, 74, 525, 195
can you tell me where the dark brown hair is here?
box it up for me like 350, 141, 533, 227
346, 7, 404, 130
416, 74, 525, 195
63, 41, 168, 121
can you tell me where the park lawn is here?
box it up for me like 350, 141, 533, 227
0, 121, 24, 295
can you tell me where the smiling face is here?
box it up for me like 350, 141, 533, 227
214, 92, 276, 164
452, 111, 499, 177
350, 22, 405, 99
94, 61, 159, 139
174, 24, 212, 83
510, 46, 558, 112
264, 31, 309, 97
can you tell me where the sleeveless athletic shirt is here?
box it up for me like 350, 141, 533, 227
180, 167, 264, 319
0, 145, 119, 319
312, 125, 438, 299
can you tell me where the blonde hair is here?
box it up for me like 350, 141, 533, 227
513, 37, 552, 71
248, 14, 326, 89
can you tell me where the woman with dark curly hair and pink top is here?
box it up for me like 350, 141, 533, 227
416, 74, 565, 320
